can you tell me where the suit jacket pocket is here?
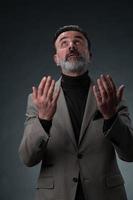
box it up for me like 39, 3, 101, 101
106, 174, 124, 188
36, 176, 54, 189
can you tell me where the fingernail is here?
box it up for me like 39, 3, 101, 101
48, 76, 51, 79
97, 78, 100, 83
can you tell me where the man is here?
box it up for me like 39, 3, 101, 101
19, 25, 133, 200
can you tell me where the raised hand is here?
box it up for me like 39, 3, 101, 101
93, 74, 125, 119
32, 76, 60, 120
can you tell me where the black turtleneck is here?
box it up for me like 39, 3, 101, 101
61, 71, 90, 143
61, 71, 90, 200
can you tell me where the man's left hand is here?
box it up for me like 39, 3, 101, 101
93, 74, 125, 119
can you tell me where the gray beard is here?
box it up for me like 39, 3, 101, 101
58, 57, 89, 74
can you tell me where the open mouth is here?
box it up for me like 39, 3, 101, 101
69, 55, 77, 57
67, 54, 79, 59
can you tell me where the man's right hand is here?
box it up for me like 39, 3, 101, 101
32, 76, 60, 120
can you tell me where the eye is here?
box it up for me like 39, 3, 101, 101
60, 40, 68, 48
74, 40, 82, 45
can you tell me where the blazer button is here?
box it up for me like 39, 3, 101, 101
77, 153, 83, 159
73, 177, 78, 182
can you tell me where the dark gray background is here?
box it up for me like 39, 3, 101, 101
1, 0, 133, 199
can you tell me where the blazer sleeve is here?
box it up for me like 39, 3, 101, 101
104, 100, 133, 162
18, 94, 50, 167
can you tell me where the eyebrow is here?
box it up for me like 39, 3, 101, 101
59, 35, 84, 43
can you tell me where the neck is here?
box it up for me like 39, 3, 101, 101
61, 69, 87, 77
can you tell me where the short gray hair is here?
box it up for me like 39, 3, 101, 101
53, 25, 91, 51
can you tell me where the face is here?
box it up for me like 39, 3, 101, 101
54, 31, 91, 74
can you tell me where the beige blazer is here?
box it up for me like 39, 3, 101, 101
19, 78, 133, 200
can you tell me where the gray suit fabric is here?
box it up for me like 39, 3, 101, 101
19, 78, 133, 200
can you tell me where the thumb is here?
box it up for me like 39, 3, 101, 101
117, 85, 125, 103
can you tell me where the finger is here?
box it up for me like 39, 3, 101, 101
43, 76, 52, 97
106, 74, 117, 94
46, 80, 55, 100
52, 87, 61, 104
32, 86, 37, 100
93, 85, 102, 105
38, 76, 47, 97
117, 85, 125, 102
100, 74, 112, 96
97, 78, 107, 102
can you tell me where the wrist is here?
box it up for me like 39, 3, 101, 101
103, 109, 117, 120
38, 113, 52, 121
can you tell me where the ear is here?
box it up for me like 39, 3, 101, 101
53, 54, 59, 65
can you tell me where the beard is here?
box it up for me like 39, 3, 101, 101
57, 53, 90, 74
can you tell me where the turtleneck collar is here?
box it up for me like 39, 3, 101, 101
61, 70, 90, 89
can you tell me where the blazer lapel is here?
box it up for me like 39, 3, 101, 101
55, 79, 77, 150
78, 82, 97, 146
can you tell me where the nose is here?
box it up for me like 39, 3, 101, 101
69, 41, 76, 51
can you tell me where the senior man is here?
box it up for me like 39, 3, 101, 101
19, 25, 133, 200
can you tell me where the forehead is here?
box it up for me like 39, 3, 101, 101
55, 31, 87, 45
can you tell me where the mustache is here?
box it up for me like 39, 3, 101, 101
65, 50, 81, 61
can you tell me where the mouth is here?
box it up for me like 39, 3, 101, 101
69, 55, 77, 58
67, 53, 79, 60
